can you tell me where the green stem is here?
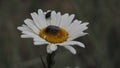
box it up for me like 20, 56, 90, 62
40, 55, 47, 68
47, 51, 56, 68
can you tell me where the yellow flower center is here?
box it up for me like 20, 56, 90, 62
39, 25, 68, 43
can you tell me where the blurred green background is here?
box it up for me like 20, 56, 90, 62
0, 0, 120, 68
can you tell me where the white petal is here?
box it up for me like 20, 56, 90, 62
60, 14, 75, 30
51, 11, 57, 25
68, 22, 89, 40
38, 9, 47, 28
22, 31, 45, 42
68, 33, 88, 41
67, 14, 75, 24
63, 46, 76, 54
17, 24, 32, 32
22, 24, 33, 32
24, 19, 39, 34
46, 19, 51, 26
79, 22, 89, 31
21, 35, 32, 38
34, 41, 48, 45
17, 26, 25, 31
47, 44, 58, 53
33, 37, 46, 42
67, 20, 81, 33
67, 20, 82, 32
59, 41, 85, 48
59, 13, 69, 28
30, 12, 42, 29
55, 12, 61, 26
64, 14, 75, 30
22, 31, 48, 45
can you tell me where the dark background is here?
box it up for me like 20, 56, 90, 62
0, 0, 120, 68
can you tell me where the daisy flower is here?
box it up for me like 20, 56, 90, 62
17, 9, 89, 54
